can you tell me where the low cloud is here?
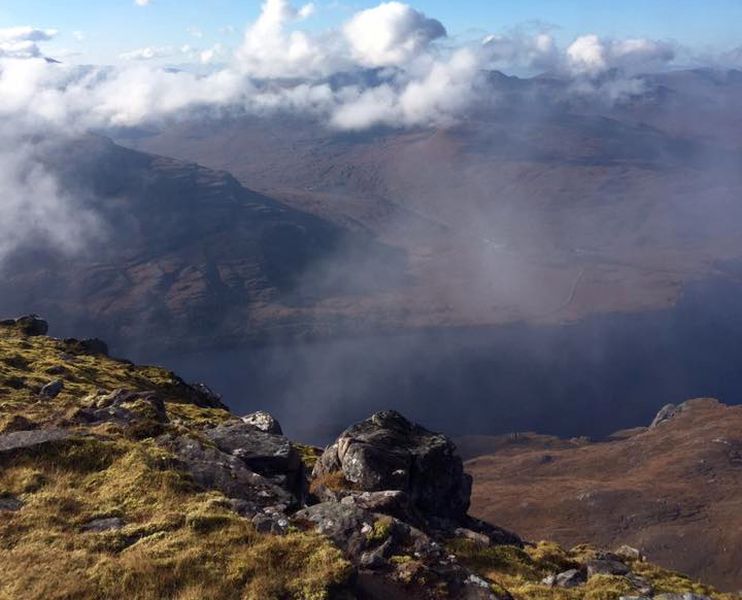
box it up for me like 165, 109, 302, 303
0, 130, 102, 267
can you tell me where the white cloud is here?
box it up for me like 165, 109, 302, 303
483, 31, 558, 71
0, 26, 58, 59
0, 133, 102, 266
331, 48, 481, 129
567, 34, 675, 76
235, 0, 331, 78
343, 2, 446, 67
119, 46, 173, 61
134, 0, 151, 6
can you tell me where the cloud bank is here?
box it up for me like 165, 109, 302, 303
0, 0, 727, 264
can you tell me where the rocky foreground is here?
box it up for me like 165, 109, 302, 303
0, 316, 738, 599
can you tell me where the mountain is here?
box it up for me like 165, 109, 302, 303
466, 399, 742, 591
0, 136, 406, 353
119, 69, 742, 330
0, 315, 737, 600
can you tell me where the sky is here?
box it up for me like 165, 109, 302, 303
1, 0, 742, 65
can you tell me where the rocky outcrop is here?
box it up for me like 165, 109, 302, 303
293, 502, 505, 599
312, 411, 472, 521
0, 315, 49, 336
160, 433, 295, 516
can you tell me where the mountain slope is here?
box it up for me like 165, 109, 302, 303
0, 136, 407, 352
467, 399, 742, 591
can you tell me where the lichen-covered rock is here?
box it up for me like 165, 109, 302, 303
242, 410, 283, 435
312, 410, 472, 522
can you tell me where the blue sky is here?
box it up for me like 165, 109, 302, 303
1, 0, 741, 63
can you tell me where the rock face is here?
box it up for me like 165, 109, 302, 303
313, 410, 472, 522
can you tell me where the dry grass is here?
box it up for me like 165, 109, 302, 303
0, 325, 351, 600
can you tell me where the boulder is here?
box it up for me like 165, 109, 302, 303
0, 496, 24, 512
63, 338, 110, 356
615, 545, 644, 562
82, 517, 124, 532
204, 421, 301, 490
6, 315, 49, 336
544, 569, 585, 588
189, 383, 225, 409
587, 558, 630, 577
651, 404, 679, 428
0, 429, 70, 455
161, 434, 294, 515
242, 410, 283, 435
312, 411, 472, 522
40, 379, 64, 399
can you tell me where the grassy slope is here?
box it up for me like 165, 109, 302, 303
0, 322, 737, 600
0, 324, 350, 600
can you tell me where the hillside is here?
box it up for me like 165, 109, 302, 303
1, 315, 738, 599
0, 136, 407, 353
467, 399, 742, 592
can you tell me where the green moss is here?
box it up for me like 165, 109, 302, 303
367, 515, 394, 543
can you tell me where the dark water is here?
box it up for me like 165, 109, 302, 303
136, 275, 742, 444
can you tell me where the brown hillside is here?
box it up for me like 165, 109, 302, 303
467, 399, 742, 591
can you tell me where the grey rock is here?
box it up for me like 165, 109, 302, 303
339, 490, 423, 527
252, 510, 290, 535
0, 429, 70, 455
73, 389, 168, 432
40, 379, 64, 399
242, 410, 283, 435
160, 434, 294, 513
619, 597, 651, 600
204, 421, 301, 486
0, 496, 24, 512
651, 404, 680, 428
82, 517, 124, 532
615, 545, 644, 562
44, 365, 68, 376
554, 569, 586, 588
313, 410, 472, 521
626, 574, 654, 596
10, 315, 48, 336
587, 558, 630, 577
189, 383, 225, 409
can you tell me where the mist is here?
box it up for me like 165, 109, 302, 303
3, 1, 742, 444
